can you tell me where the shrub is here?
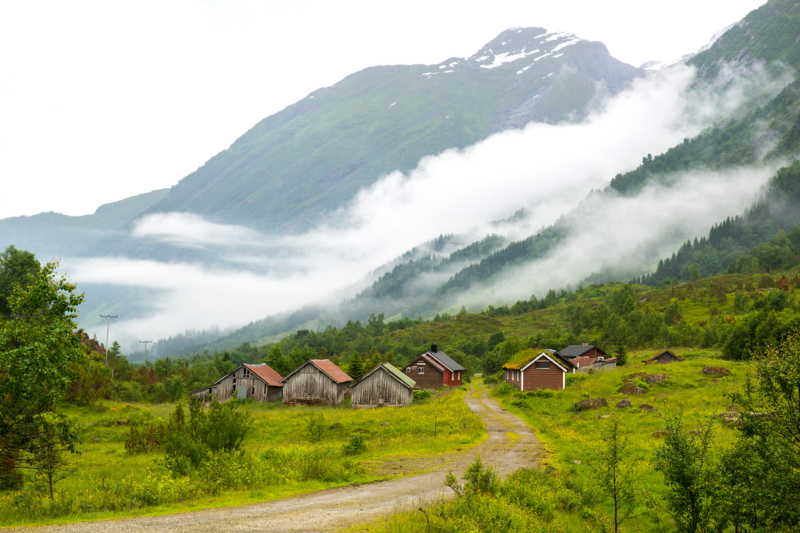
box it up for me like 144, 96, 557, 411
111, 381, 143, 403
413, 389, 432, 401
124, 419, 167, 454
526, 389, 554, 398
342, 433, 367, 456
566, 373, 588, 387
494, 383, 518, 397
306, 413, 326, 443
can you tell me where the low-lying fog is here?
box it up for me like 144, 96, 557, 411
65, 65, 785, 351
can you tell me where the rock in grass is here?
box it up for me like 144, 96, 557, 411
575, 398, 608, 411
702, 366, 731, 377
620, 383, 645, 395
639, 404, 657, 412
616, 399, 632, 408
651, 431, 666, 438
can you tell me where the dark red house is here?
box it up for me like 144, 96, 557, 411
402, 344, 465, 389
502, 349, 575, 391
558, 343, 608, 360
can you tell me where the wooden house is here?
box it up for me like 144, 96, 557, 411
402, 344, 465, 389
643, 350, 685, 364
350, 363, 415, 408
281, 359, 353, 406
190, 363, 283, 402
502, 349, 576, 391
557, 343, 608, 360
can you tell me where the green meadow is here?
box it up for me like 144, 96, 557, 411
0, 388, 483, 527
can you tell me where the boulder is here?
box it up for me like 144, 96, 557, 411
717, 412, 738, 419
702, 366, 731, 377
639, 404, 657, 412
651, 431, 666, 438
643, 373, 669, 385
616, 399, 632, 408
620, 383, 645, 395
575, 398, 608, 411
628, 372, 648, 379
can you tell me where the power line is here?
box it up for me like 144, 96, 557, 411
139, 340, 153, 365
100, 314, 117, 364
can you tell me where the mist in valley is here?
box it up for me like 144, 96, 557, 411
67, 64, 789, 354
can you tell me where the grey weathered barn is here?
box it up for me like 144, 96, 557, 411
351, 363, 416, 409
190, 363, 283, 403
281, 359, 353, 406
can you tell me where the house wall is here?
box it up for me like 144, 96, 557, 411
522, 361, 565, 391
403, 357, 443, 389
504, 368, 523, 390
283, 364, 347, 406
351, 369, 413, 408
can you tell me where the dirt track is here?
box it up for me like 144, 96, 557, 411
12, 383, 542, 533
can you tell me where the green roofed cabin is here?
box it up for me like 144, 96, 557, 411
502, 348, 576, 391
351, 362, 416, 408
644, 350, 685, 364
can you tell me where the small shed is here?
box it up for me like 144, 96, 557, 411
351, 363, 415, 408
644, 350, 685, 364
402, 344, 466, 389
281, 359, 353, 406
190, 363, 283, 403
502, 349, 575, 391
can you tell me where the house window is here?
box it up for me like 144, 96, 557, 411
535, 362, 550, 370
406, 367, 411, 374
418, 366, 424, 375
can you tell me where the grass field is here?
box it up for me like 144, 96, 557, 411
0, 387, 484, 527
351, 351, 750, 532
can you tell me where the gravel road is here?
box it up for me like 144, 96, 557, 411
11, 384, 542, 533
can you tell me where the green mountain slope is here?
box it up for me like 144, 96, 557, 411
144, 27, 642, 232
689, 0, 800, 80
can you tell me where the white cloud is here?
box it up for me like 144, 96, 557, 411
73, 65, 780, 348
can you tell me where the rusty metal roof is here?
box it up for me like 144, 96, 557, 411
245, 363, 283, 387
310, 359, 353, 383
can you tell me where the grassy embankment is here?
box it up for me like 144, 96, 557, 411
0, 387, 484, 528
353, 353, 750, 532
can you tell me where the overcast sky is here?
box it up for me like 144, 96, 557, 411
0, 0, 767, 220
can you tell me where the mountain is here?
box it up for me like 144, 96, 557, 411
1, 27, 642, 257
149, 1, 800, 357
142, 28, 641, 233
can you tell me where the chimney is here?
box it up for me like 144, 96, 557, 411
583, 342, 588, 346
431, 343, 438, 353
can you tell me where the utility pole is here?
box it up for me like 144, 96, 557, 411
100, 314, 117, 364
139, 340, 153, 366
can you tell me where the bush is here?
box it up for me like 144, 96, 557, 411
526, 389, 554, 398
111, 381, 143, 403
565, 373, 587, 387
124, 418, 167, 454
342, 433, 367, 456
413, 389, 432, 401
494, 383, 518, 397
306, 413, 326, 443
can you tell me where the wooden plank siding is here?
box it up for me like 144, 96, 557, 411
522, 361, 564, 391
351, 367, 413, 408
283, 364, 349, 406
404, 356, 443, 389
